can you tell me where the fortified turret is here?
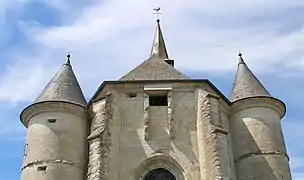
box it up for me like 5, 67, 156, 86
230, 53, 292, 180
20, 55, 88, 180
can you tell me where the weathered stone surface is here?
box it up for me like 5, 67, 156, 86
87, 93, 113, 180
143, 93, 150, 140
167, 91, 174, 139
196, 90, 232, 180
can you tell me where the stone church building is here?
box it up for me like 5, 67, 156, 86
20, 18, 292, 180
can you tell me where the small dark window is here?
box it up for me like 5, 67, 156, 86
47, 119, 57, 123
127, 93, 137, 98
165, 59, 174, 67
149, 95, 168, 106
37, 166, 47, 171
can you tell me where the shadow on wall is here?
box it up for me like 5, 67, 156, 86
117, 94, 149, 178
232, 112, 291, 180
144, 96, 198, 178
171, 109, 198, 166
88, 92, 199, 179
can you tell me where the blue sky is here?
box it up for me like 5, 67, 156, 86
0, 0, 303, 179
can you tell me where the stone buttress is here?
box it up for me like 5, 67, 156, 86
196, 89, 232, 180
87, 92, 114, 180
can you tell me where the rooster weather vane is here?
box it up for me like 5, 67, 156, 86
153, 7, 162, 20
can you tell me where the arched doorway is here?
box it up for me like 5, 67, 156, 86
143, 168, 176, 180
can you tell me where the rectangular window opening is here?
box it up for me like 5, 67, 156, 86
47, 119, 57, 123
37, 166, 47, 171
149, 95, 168, 106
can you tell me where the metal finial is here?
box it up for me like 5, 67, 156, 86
153, 7, 162, 21
66, 52, 71, 64
238, 51, 245, 64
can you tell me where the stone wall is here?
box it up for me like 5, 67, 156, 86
221, 110, 237, 180
86, 82, 236, 180
110, 86, 201, 179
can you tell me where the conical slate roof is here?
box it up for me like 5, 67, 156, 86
150, 19, 169, 59
230, 53, 271, 102
34, 55, 87, 107
119, 55, 188, 81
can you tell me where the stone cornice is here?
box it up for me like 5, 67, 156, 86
231, 96, 286, 118
20, 101, 86, 128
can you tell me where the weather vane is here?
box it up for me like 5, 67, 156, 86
153, 7, 162, 20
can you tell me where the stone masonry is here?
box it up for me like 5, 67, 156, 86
197, 89, 231, 180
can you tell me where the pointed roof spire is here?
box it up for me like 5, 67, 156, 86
119, 8, 187, 81
33, 55, 87, 107
230, 52, 271, 102
150, 7, 169, 59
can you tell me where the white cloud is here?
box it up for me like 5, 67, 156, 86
0, 0, 304, 103
0, 52, 58, 105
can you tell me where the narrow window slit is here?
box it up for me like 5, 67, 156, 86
37, 166, 47, 171
47, 119, 57, 123
127, 93, 137, 98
